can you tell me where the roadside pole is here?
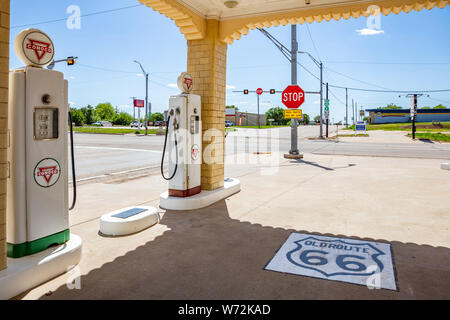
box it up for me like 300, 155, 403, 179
319, 62, 323, 138
411, 94, 417, 139
352, 99, 354, 126
345, 88, 348, 128
326, 83, 329, 138
289, 24, 299, 155
145, 73, 149, 135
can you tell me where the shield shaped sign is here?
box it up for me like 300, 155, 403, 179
265, 232, 397, 290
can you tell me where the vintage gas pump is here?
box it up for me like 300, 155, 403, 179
161, 72, 202, 197
7, 29, 76, 258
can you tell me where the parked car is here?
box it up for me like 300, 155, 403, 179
92, 121, 112, 127
154, 120, 165, 126
130, 121, 140, 128
225, 120, 234, 127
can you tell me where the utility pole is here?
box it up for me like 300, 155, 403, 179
319, 62, 323, 138
289, 24, 299, 155
133, 60, 149, 135
131, 96, 136, 120
326, 82, 329, 138
345, 88, 348, 128
352, 99, 354, 126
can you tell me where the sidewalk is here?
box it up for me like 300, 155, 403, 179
16, 153, 450, 299
338, 129, 447, 144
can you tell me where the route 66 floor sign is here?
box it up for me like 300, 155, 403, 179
265, 232, 397, 290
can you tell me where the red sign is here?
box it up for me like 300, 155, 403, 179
37, 166, 58, 183
134, 99, 145, 108
282, 85, 305, 109
256, 88, 263, 95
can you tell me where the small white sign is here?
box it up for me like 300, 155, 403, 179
177, 72, 194, 93
265, 232, 397, 290
15, 28, 55, 67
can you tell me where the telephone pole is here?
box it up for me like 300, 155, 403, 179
345, 88, 348, 128
326, 82, 329, 138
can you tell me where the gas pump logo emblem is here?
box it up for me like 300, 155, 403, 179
26, 39, 52, 61
15, 29, 55, 67
184, 78, 193, 90
191, 144, 200, 160
34, 158, 61, 188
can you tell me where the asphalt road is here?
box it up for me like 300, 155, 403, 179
70, 126, 450, 179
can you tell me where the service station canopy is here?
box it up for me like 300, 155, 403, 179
138, 0, 448, 43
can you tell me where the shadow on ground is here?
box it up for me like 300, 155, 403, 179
38, 200, 450, 299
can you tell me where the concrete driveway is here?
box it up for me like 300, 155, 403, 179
16, 152, 450, 300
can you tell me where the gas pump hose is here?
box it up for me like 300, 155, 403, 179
161, 115, 178, 180
68, 111, 77, 211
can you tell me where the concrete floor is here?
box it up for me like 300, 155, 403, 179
15, 152, 450, 300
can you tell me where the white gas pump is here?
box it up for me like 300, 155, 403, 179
7, 29, 76, 258
161, 72, 202, 197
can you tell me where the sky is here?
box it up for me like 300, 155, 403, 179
9, 0, 450, 123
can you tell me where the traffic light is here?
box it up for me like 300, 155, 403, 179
269, 89, 276, 94
67, 56, 75, 66
243, 89, 249, 95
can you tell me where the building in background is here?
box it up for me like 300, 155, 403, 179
226, 107, 267, 126
366, 109, 450, 124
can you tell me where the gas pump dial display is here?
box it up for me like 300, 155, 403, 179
34, 107, 59, 140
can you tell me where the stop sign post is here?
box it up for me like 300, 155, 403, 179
282, 85, 305, 109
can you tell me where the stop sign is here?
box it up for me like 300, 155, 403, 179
282, 85, 305, 109
256, 88, 263, 95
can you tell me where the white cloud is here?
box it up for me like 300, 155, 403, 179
356, 28, 384, 36
314, 100, 320, 104
69, 76, 76, 80
69, 101, 76, 106
226, 84, 236, 90
167, 83, 178, 88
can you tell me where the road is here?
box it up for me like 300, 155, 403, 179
70, 126, 450, 180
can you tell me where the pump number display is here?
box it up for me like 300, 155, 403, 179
33, 158, 61, 188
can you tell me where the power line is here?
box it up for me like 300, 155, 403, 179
325, 66, 394, 91
305, 23, 321, 62
12, 4, 143, 29
324, 60, 450, 65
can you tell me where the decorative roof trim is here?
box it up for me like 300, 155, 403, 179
219, 0, 449, 44
139, 0, 205, 40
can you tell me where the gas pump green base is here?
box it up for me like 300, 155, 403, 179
6, 229, 70, 258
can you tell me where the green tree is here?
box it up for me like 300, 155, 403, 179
226, 105, 239, 111
377, 103, 402, 110
112, 112, 134, 126
314, 115, 321, 123
70, 108, 86, 126
421, 107, 432, 109
80, 105, 99, 124
95, 103, 116, 120
150, 112, 164, 122
266, 107, 288, 125
434, 104, 446, 109
302, 113, 310, 124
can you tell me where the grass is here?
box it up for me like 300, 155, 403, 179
343, 122, 450, 132
338, 134, 369, 137
231, 125, 290, 129
407, 132, 450, 142
72, 126, 160, 135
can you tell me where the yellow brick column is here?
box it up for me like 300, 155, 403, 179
187, 19, 227, 191
0, 0, 9, 271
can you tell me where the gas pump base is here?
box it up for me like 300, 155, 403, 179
284, 153, 304, 160
441, 162, 450, 170
99, 206, 159, 237
159, 178, 241, 211
0, 234, 82, 300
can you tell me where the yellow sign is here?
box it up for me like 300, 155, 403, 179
284, 109, 303, 119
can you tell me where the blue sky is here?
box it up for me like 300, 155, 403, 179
9, 0, 450, 122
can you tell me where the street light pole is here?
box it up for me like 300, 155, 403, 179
133, 60, 149, 135
345, 88, 348, 128
319, 62, 323, 138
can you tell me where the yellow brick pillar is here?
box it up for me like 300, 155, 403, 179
0, 0, 9, 271
187, 19, 227, 191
